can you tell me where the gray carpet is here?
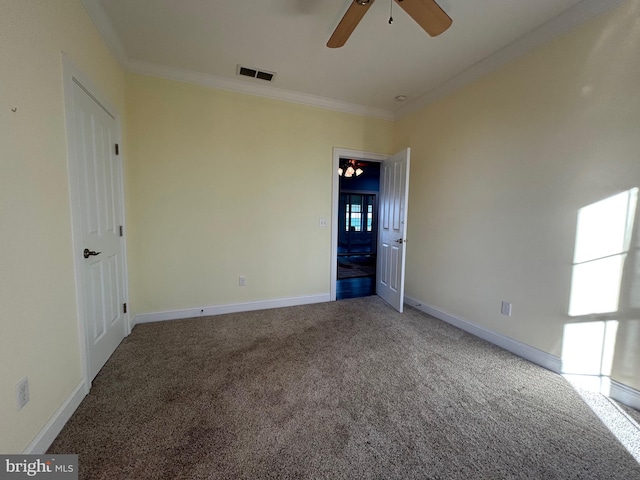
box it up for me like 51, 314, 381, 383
48, 297, 640, 479
619, 401, 640, 426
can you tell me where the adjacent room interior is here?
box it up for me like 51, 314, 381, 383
2, 0, 640, 476
337, 159, 380, 300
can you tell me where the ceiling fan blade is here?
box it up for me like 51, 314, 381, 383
327, 0, 376, 48
394, 0, 452, 37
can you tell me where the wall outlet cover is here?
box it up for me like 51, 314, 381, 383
16, 377, 29, 410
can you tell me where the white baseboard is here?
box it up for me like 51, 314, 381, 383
23, 380, 87, 454
610, 380, 640, 411
133, 293, 331, 326
404, 295, 562, 373
403, 296, 640, 411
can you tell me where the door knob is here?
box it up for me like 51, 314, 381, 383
83, 248, 101, 259
395, 238, 404, 243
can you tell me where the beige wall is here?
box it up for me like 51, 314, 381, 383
395, 0, 640, 390
125, 74, 393, 314
0, 0, 126, 453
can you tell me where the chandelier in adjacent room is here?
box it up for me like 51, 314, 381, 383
338, 159, 364, 178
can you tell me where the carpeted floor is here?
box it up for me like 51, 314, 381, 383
48, 297, 640, 479
619, 401, 640, 426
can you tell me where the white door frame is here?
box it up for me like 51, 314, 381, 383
62, 53, 130, 393
330, 148, 389, 301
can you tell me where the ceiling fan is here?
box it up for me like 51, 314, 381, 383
327, 0, 452, 48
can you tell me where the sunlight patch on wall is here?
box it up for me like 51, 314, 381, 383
569, 258, 625, 316
562, 320, 618, 379
569, 188, 638, 317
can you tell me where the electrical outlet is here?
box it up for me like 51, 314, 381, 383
16, 377, 29, 410
501, 301, 512, 317
239, 276, 247, 287
319, 218, 328, 227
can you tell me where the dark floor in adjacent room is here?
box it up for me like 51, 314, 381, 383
336, 254, 376, 300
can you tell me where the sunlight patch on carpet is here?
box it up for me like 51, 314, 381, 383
564, 375, 640, 463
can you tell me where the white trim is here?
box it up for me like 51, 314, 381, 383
331, 148, 389, 302
610, 380, 640, 411
393, 149, 411, 313
404, 295, 562, 373
132, 294, 330, 326
127, 59, 395, 121
23, 381, 87, 454
81, 0, 129, 68
395, 0, 624, 119
404, 293, 640, 411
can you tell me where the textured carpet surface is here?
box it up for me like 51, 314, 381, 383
620, 402, 640, 426
49, 297, 640, 479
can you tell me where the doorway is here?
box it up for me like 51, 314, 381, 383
337, 164, 380, 299
63, 55, 129, 387
330, 148, 411, 312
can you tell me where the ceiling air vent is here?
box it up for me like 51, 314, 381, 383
237, 65, 276, 82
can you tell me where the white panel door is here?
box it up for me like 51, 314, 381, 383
377, 148, 410, 312
72, 80, 127, 381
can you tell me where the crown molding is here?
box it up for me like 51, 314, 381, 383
83, 0, 622, 123
81, 0, 129, 68
81, 0, 393, 120
394, 0, 624, 120
127, 59, 395, 121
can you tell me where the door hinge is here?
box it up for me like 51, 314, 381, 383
123, 303, 127, 314
119, 225, 123, 237
115, 144, 120, 155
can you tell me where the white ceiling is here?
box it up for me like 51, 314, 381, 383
85, 0, 619, 119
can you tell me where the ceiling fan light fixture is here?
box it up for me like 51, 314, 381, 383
356, 168, 364, 176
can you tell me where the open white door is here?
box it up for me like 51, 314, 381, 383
66, 65, 128, 382
377, 148, 410, 312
